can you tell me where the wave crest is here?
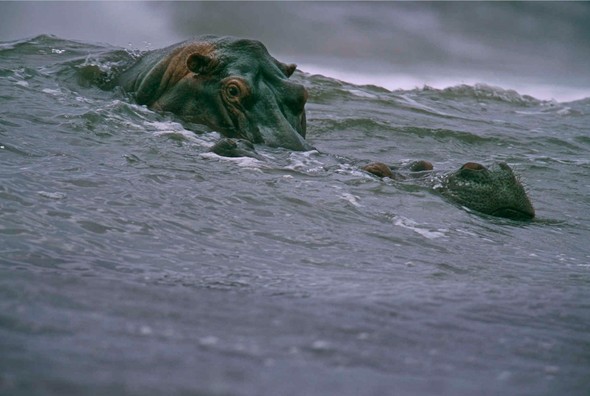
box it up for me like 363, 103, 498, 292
421, 83, 541, 105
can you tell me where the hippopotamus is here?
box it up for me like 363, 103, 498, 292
362, 161, 535, 220
117, 35, 313, 151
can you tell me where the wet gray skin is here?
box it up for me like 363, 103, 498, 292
363, 161, 535, 220
209, 138, 265, 161
118, 36, 313, 151
439, 162, 535, 220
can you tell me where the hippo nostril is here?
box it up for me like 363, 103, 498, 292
409, 160, 434, 172
283, 83, 308, 114
461, 162, 486, 171
362, 162, 394, 179
294, 89, 307, 113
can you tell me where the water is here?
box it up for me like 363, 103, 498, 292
1, 35, 590, 396
2, 2, 589, 102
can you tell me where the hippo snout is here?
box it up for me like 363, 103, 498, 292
363, 160, 535, 220
443, 162, 535, 220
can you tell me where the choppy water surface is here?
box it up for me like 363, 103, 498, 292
1, 36, 589, 395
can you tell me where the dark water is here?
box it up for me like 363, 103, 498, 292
1, 35, 590, 395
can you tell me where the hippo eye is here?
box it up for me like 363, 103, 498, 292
226, 84, 240, 98
222, 78, 250, 103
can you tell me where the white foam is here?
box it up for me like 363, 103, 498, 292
284, 150, 324, 173
144, 120, 187, 134
200, 152, 266, 169
340, 193, 361, 207
393, 216, 448, 239
41, 88, 61, 96
144, 120, 217, 147
38, 191, 67, 199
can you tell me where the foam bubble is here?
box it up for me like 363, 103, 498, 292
393, 216, 448, 239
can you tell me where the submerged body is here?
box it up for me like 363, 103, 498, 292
363, 161, 535, 220
118, 36, 312, 151
115, 36, 532, 219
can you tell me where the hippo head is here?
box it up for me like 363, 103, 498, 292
440, 162, 535, 220
123, 36, 312, 151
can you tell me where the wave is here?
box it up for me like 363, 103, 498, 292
4, 35, 588, 107
419, 83, 542, 105
303, 71, 565, 109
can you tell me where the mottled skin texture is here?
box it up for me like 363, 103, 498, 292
363, 161, 535, 220
439, 162, 534, 220
118, 36, 312, 151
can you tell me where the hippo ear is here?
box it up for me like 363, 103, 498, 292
187, 53, 217, 75
276, 61, 297, 78
284, 63, 297, 77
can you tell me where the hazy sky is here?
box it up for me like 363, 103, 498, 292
1, 2, 589, 101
